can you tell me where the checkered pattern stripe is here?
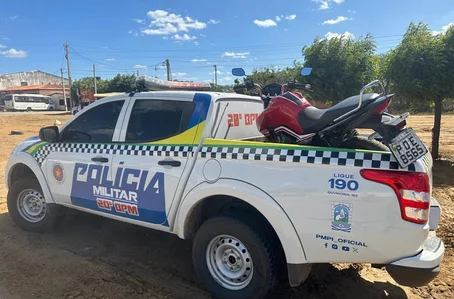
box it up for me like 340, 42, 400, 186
199, 146, 417, 171
32, 143, 194, 166
30, 142, 417, 171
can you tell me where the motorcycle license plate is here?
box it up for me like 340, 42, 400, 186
389, 128, 428, 168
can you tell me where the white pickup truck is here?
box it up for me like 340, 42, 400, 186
5, 90, 444, 299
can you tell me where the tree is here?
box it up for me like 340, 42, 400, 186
70, 74, 137, 105
231, 62, 303, 96
107, 74, 137, 92
245, 61, 303, 87
383, 22, 454, 159
301, 34, 379, 104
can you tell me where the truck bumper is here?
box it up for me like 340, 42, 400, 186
385, 235, 444, 287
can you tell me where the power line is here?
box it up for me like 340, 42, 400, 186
68, 34, 405, 53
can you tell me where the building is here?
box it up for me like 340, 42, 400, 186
0, 71, 70, 111
0, 84, 70, 111
0, 70, 69, 90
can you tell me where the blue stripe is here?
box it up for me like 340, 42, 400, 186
187, 93, 212, 130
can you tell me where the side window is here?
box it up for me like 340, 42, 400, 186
61, 100, 124, 143
125, 99, 194, 142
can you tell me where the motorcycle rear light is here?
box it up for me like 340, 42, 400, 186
360, 169, 430, 225
373, 98, 392, 115
396, 119, 407, 129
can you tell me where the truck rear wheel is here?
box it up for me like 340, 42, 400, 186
7, 176, 63, 232
192, 216, 280, 299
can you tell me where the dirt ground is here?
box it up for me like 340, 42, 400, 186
0, 112, 453, 299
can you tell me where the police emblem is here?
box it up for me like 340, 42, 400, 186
52, 163, 64, 183
331, 202, 352, 233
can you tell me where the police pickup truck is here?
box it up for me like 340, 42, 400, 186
5, 91, 444, 299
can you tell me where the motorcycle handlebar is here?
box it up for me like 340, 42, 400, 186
284, 82, 312, 91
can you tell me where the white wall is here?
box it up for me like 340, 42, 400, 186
0, 71, 69, 89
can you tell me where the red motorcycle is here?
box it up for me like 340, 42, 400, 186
231, 67, 428, 168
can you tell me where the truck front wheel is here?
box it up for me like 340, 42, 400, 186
192, 216, 280, 299
7, 176, 63, 232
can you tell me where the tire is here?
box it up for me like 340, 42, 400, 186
26, 107, 32, 112
192, 216, 280, 299
340, 136, 390, 151
7, 176, 63, 232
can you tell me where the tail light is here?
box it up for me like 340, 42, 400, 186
373, 97, 392, 115
360, 169, 430, 225
396, 119, 407, 129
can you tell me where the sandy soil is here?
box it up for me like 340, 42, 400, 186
0, 112, 453, 299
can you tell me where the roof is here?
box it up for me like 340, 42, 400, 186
0, 70, 64, 79
98, 90, 261, 104
94, 92, 123, 98
6, 93, 51, 97
3, 84, 68, 91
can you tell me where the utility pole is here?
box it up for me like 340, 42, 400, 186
137, 70, 139, 77
93, 64, 97, 94
165, 59, 171, 81
64, 42, 74, 109
213, 65, 218, 86
60, 68, 68, 112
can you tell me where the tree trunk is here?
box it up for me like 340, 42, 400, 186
431, 97, 443, 159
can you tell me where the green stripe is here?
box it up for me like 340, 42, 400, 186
25, 142, 47, 156
25, 141, 388, 156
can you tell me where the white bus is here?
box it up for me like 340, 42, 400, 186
4, 94, 52, 111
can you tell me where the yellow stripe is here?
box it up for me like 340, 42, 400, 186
26, 142, 47, 154
144, 121, 206, 145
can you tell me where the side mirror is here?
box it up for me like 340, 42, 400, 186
232, 68, 246, 76
39, 126, 60, 142
300, 67, 312, 76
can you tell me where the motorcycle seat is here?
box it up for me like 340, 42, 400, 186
298, 93, 380, 134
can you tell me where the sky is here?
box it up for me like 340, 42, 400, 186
0, 0, 453, 85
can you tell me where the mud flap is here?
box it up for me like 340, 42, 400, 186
429, 197, 441, 231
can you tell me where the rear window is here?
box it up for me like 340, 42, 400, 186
212, 97, 263, 140
125, 99, 195, 142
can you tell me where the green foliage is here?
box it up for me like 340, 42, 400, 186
442, 25, 454, 97
71, 74, 137, 103
211, 84, 234, 92
383, 22, 449, 99
245, 61, 303, 87
301, 34, 379, 104
107, 74, 137, 93
383, 22, 454, 158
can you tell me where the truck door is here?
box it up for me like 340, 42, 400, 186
44, 99, 128, 209
109, 94, 205, 228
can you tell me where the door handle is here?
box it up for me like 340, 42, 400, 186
158, 160, 181, 167
91, 156, 109, 163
